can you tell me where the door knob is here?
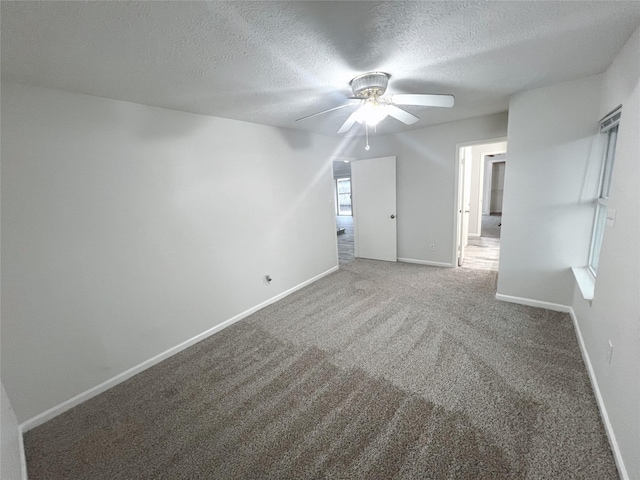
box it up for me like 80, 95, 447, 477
390, 214, 396, 219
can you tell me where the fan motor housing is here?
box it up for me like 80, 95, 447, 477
350, 72, 390, 98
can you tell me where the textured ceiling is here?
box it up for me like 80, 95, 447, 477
2, 1, 639, 137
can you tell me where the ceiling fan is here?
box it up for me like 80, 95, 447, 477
296, 72, 455, 136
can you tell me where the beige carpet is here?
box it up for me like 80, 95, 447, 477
24, 260, 617, 479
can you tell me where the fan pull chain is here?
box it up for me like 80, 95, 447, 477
365, 123, 370, 150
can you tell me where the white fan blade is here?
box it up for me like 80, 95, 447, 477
337, 110, 361, 134
390, 94, 454, 108
385, 105, 419, 125
296, 103, 356, 122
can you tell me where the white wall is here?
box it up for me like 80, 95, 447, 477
497, 74, 603, 306
572, 27, 640, 480
335, 113, 508, 265
498, 26, 640, 478
1, 382, 24, 480
1, 82, 339, 423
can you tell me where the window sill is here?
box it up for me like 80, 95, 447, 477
572, 267, 595, 301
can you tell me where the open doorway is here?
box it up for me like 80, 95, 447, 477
333, 160, 354, 266
455, 140, 507, 271
482, 153, 506, 236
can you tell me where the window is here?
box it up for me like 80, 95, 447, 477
336, 177, 352, 216
588, 106, 621, 275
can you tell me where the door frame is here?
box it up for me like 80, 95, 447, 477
457, 146, 473, 266
472, 150, 506, 234
452, 137, 507, 267
483, 155, 506, 215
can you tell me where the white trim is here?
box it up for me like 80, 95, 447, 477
398, 257, 454, 268
568, 308, 628, 480
494, 293, 571, 312
571, 266, 595, 301
19, 424, 28, 480
455, 136, 509, 149
20, 265, 338, 433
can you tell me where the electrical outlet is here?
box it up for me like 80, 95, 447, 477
429, 244, 435, 251
606, 340, 613, 364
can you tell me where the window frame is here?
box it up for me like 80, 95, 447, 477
587, 106, 621, 276
336, 177, 352, 216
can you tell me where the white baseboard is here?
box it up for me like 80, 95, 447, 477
494, 293, 571, 313
20, 265, 338, 433
398, 257, 454, 268
568, 308, 628, 480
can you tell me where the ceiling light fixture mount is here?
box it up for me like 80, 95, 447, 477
350, 72, 390, 98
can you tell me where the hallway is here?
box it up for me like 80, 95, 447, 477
461, 214, 501, 271
336, 216, 354, 266
338, 214, 500, 271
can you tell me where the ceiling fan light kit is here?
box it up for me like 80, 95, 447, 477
355, 101, 387, 126
297, 71, 454, 149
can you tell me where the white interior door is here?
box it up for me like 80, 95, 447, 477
351, 156, 397, 262
458, 147, 472, 266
